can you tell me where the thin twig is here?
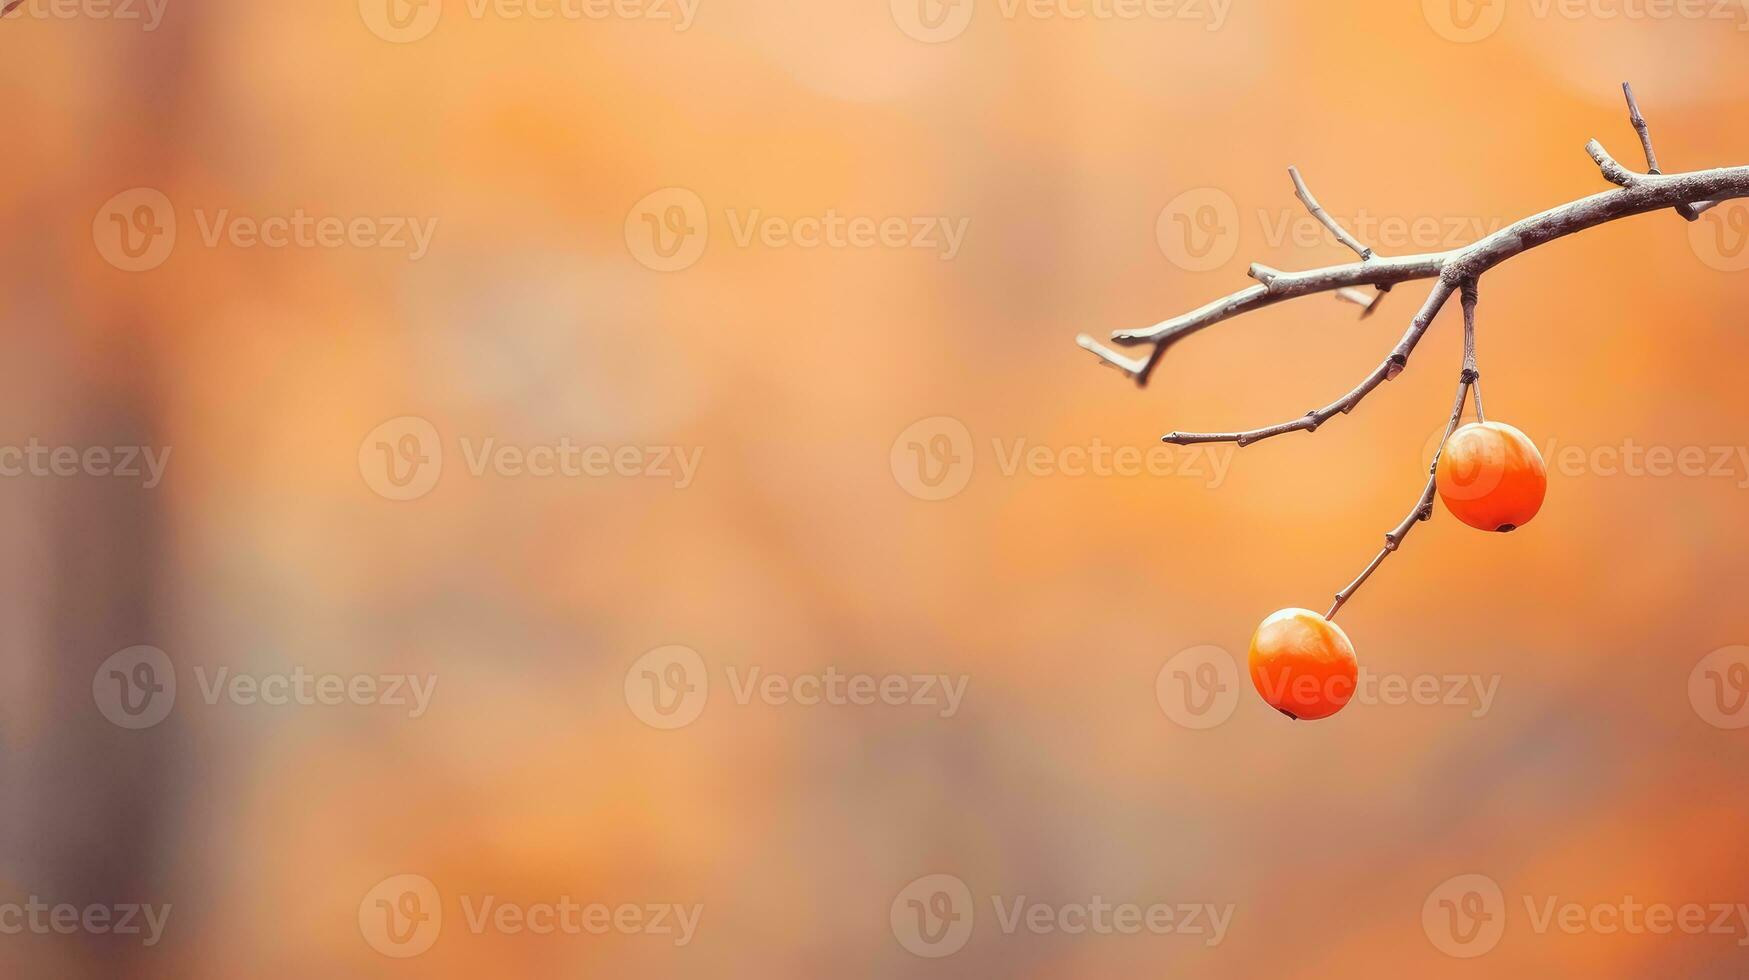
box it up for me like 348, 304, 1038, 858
1288, 166, 1374, 261
1622, 82, 1661, 174
1162, 281, 1455, 446
1461, 281, 1485, 423
1327, 374, 1473, 620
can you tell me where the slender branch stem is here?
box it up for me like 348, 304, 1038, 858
1622, 82, 1661, 174
1327, 374, 1473, 620
1288, 166, 1374, 261
1163, 281, 1454, 446
1460, 281, 1485, 423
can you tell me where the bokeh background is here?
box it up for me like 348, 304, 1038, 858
4, 0, 1749, 975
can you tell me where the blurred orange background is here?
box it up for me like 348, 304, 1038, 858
4, 0, 1749, 975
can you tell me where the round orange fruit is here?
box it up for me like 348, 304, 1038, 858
1249, 608, 1359, 721
1435, 421, 1547, 532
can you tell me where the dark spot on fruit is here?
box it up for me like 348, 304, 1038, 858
1496, 523, 1516, 532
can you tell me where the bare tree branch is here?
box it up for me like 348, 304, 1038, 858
1080, 140, 1749, 424
1080, 84, 1748, 619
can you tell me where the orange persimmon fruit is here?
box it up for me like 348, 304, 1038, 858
1435, 421, 1547, 532
1248, 608, 1359, 721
